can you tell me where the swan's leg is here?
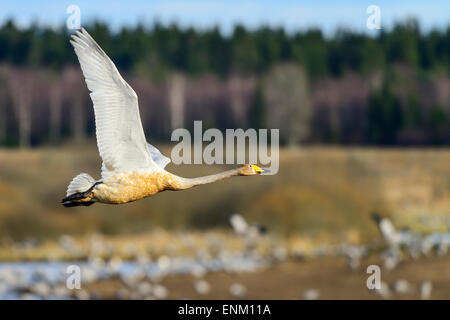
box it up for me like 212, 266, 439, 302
62, 201, 95, 207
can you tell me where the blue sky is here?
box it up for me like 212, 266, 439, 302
1, 0, 449, 34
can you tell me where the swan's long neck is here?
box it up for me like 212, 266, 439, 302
169, 169, 240, 190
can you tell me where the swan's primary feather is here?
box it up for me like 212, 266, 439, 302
70, 27, 161, 178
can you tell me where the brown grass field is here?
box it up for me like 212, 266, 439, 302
0, 143, 449, 243
0, 144, 449, 299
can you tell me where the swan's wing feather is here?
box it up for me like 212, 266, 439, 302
147, 143, 171, 169
70, 28, 159, 178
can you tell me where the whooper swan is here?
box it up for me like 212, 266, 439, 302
62, 28, 265, 207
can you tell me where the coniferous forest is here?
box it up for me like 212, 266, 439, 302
0, 19, 449, 147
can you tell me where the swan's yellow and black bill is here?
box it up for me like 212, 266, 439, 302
252, 165, 264, 173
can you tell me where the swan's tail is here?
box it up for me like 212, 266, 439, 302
62, 173, 98, 207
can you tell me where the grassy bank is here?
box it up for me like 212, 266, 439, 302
0, 143, 449, 244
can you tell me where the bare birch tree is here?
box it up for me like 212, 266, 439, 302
167, 72, 185, 130
63, 67, 87, 142
0, 66, 8, 143
264, 63, 311, 145
9, 68, 33, 148
228, 74, 246, 127
48, 76, 63, 144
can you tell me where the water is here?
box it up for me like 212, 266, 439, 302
0, 255, 268, 299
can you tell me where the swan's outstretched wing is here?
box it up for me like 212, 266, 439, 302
70, 28, 159, 178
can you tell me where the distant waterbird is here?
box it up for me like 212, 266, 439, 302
302, 289, 320, 300
371, 213, 401, 246
390, 279, 413, 295
420, 281, 432, 300
229, 283, 247, 298
375, 281, 392, 300
372, 212, 450, 261
230, 214, 267, 237
193, 279, 211, 295
62, 28, 267, 207
338, 243, 369, 271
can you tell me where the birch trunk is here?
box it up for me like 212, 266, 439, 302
228, 75, 246, 127
16, 91, 32, 148
49, 82, 62, 144
168, 72, 185, 131
9, 70, 33, 148
72, 95, 85, 142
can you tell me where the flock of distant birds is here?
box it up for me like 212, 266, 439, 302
0, 212, 448, 300
337, 212, 449, 300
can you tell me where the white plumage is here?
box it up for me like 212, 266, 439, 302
66, 173, 96, 196
230, 214, 249, 236
70, 28, 162, 179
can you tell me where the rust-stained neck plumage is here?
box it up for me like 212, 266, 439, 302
80, 168, 242, 205
170, 168, 241, 190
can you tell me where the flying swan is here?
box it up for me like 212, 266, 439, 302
62, 28, 265, 207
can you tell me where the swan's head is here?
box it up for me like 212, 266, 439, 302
238, 164, 265, 176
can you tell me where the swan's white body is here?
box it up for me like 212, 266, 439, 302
63, 28, 263, 207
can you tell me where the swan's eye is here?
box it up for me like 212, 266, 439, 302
248, 165, 252, 168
